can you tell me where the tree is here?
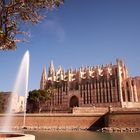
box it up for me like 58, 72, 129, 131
0, 0, 64, 50
27, 89, 53, 113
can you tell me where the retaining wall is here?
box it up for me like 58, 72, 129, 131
0, 108, 140, 130
0, 114, 103, 130
106, 110, 140, 128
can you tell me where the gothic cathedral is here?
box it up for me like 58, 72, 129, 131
40, 59, 140, 112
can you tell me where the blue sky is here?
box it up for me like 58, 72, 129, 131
0, 0, 140, 92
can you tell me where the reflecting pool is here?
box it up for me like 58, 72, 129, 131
27, 131, 140, 140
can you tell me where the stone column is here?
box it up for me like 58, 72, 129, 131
57, 87, 60, 105
89, 83, 92, 104
95, 82, 98, 103
97, 81, 100, 103
130, 81, 134, 102
110, 80, 113, 102
133, 84, 138, 102
86, 83, 89, 104
117, 64, 124, 107
114, 79, 119, 102
100, 81, 103, 103
107, 81, 111, 103
93, 82, 96, 104
104, 80, 107, 103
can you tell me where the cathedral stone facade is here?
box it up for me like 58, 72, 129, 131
40, 59, 140, 112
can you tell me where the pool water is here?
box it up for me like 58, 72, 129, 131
27, 131, 140, 140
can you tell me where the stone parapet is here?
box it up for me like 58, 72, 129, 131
73, 107, 108, 114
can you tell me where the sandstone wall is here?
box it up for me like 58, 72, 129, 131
0, 109, 140, 131
73, 107, 108, 114
106, 109, 140, 128
0, 114, 102, 130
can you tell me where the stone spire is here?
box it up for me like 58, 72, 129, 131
56, 65, 64, 81
40, 67, 47, 89
57, 65, 63, 74
48, 60, 55, 81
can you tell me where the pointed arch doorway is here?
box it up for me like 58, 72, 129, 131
69, 96, 79, 108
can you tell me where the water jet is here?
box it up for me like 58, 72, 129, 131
0, 50, 35, 140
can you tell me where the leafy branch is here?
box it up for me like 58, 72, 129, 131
0, 0, 64, 50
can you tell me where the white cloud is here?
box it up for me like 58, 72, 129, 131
45, 19, 66, 43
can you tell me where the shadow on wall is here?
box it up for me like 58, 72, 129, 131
87, 113, 107, 131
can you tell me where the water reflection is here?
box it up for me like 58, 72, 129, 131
28, 131, 140, 140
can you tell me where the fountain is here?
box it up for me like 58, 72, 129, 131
0, 50, 35, 139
